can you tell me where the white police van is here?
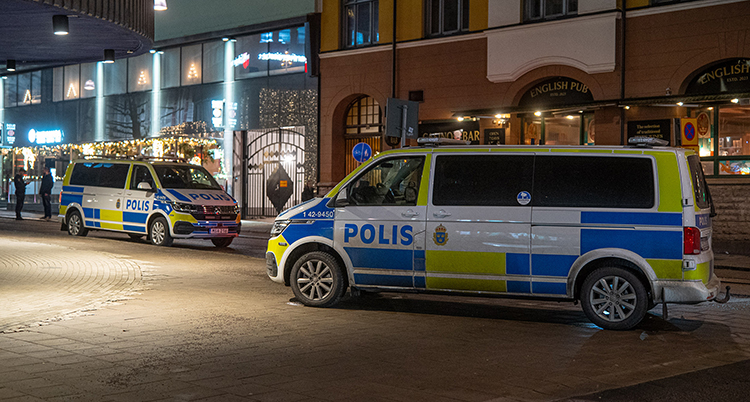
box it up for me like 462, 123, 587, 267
60, 158, 240, 247
266, 138, 725, 330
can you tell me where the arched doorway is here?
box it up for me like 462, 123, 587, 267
344, 96, 382, 174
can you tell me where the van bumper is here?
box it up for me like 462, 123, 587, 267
654, 273, 722, 303
171, 220, 240, 238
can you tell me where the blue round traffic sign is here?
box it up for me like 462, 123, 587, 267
352, 142, 372, 163
684, 122, 696, 141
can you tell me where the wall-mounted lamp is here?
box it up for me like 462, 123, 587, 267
103, 49, 115, 64
676, 102, 684, 106
732, 98, 740, 103
534, 111, 542, 117
7, 60, 16, 71
53, 15, 69, 35
154, 0, 168, 11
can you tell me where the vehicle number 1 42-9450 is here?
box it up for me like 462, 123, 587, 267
302, 210, 334, 219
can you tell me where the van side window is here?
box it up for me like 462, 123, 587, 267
130, 165, 155, 190
533, 156, 655, 208
687, 155, 711, 210
69, 162, 129, 188
432, 155, 533, 206
348, 157, 425, 206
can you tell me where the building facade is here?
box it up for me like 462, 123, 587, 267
1, 0, 320, 218
317, 0, 750, 249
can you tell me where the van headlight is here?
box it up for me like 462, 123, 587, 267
270, 220, 291, 237
167, 201, 197, 213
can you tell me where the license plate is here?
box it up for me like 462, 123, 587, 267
210, 228, 229, 235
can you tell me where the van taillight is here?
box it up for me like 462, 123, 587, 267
59, 191, 62, 204
684, 227, 701, 255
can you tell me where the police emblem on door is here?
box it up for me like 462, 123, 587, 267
433, 224, 448, 246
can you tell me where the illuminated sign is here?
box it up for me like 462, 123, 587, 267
257, 52, 306, 64
211, 100, 224, 128
233, 53, 251, 68
5, 124, 16, 145
84, 80, 95, 91
28, 129, 63, 145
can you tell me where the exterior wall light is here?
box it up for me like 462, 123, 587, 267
53, 15, 69, 35
534, 111, 542, 117
103, 49, 115, 64
7, 60, 16, 71
154, 0, 168, 11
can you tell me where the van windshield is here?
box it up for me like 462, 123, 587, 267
154, 165, 222, 190
687, 155, 712, 211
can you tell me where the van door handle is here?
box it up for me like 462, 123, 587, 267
401, 209, 419, 218
433, 209, 451, 218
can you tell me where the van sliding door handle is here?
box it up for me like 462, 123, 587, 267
433, 210, 451, 218
401, 209, 419, 218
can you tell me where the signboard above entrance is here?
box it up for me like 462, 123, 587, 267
419, 121, 480, 145
519, 77, 594, 108
686, 59, 750, 95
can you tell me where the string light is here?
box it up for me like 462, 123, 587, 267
67, 83, 78, 98
187, 63, 199, 80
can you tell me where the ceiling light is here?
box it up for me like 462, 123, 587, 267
534, 111, 542, 117
103, 49, 115, 64
53, 15, 69, 35
566, 115, 575, 120
456, 117, 464, 122
624, 106, 630, 110
150, 49, 156, 54
708, 107, 714, 110
732, 98, 739, 103
6, 60, 16, 71
154, 0, 168, 11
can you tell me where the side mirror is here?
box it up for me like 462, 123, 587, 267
332, 187, 350, 207
137, 182, 152, 190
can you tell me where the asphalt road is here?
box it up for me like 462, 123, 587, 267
1, 217, 749, 401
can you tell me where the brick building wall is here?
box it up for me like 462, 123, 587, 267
708, 181, 750, 253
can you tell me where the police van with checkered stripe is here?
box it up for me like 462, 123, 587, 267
266, 137, 727, 330
59, 158, 240, 248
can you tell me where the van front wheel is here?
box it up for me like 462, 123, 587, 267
149, 217, 173, 247
581, 267, 648, 330
290, 251, 345, 308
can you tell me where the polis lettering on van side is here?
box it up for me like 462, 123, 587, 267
344, 224, 413, 246
126, 200, 150, 211
189, 193, 232, 201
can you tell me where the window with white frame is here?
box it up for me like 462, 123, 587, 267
525, 0, 578, 22
427, 0, 470, 36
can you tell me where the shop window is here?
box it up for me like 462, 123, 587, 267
161, 48, 181, 89
433, 155, 534, 206
544, 115, 580, 145
343, 0, 379, 48
80, 63, 97, 99
4, 75, 17, 107
104, 60, 127, 96
203, 41, 224, 83
345, 96, 382, 174
533, 156, 655, 208
181, 44, 202, 86
64, 64, 80, 100
427, 0, 470, 37
269, 28, 307, 76
128, 53, 152, 93
53, 67, 63, 102
716, 105, 750, 175
235, 33, 269, 80
524, 0, 578, 22
16, 72, 41, 106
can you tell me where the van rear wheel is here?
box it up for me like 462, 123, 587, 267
581, 267, 648, 330
67, 210, 88, 237
290, 251, 345, 308
148, 217, 173, 247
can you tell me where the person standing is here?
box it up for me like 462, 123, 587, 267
40, 167, 54, 221
14, 168, 28, 220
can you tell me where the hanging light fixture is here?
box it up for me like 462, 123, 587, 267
7, 60, 16, 71
103, 49, 115, 64
53, 15, 69, 35
154, 0, 168, 11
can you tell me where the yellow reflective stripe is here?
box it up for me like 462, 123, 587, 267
169, 212, 197, 225
426, 250, 506, 275
100, 222, 123, 231
417, 154, 431, 206
60, 205, 68, 215
684, 261, 710, 284
645, 151, 682, 212
551, 148, 612, 153
647, 259, 683, 280
267, 235, 289, 261
99, 209, 122, 222
426, 277, 507, 292
613, 150, 645, 155
491, 148, 537, 152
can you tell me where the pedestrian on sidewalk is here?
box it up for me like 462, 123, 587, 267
14, 168, 28, 220
40, 167, 54, 221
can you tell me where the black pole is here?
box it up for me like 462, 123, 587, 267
391, 0, 397, 98
620, 0, 627, 145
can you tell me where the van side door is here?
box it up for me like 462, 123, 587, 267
123, 164, 157, 234
333, 155, 428, 289
424, 153, 533, 293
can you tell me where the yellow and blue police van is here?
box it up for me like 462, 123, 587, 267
60, 158, 240, 247
266, 137, 725, 330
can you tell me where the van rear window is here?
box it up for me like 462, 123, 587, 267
533, 156, 655, 209
687, 155, 711, 210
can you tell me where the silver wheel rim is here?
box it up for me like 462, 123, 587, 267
589, 275, 638, 323
69, 214, 81, 235
151, 221, 166, 245
296, 260, 334, 301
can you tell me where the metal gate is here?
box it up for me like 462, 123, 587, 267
243, 126, 306, 217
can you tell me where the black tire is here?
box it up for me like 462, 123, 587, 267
66, 210, 88, 237
148, 216, 173, 247
581, 267, 649, 330
211, 237, 234, 248
128, 233, 144, 240
290, 251, 345, 308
